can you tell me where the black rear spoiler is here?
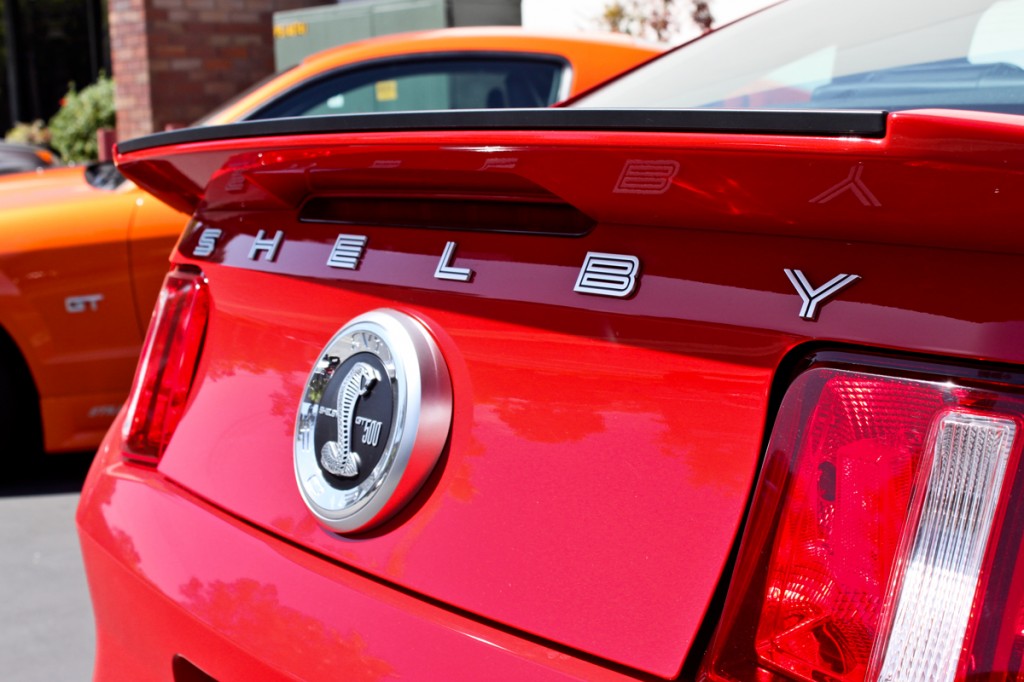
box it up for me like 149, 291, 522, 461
117, 108, 888, 155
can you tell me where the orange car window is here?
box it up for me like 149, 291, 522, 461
248, 55, 566, 119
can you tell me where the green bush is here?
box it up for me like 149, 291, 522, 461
48, 74, 115, 163
4, 120, 52, 147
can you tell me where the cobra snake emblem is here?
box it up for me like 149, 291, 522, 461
321, 362, 381, 478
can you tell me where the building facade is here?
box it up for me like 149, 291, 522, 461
109, 0, 312, 141
2, 0, 523, 147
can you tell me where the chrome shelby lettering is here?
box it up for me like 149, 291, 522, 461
574, 252, 640, 298
191, 229, 860, 320
248, 230, 284, 262
194, 227, 222, 257
327, 235, 368, 269
784, 268, 861, 321
434, 241, 473, 282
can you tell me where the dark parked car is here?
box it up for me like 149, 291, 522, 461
0, 142, 55, 175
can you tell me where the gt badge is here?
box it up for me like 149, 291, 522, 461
295, 309, 452, 533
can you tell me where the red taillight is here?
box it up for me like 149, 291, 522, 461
121, 268, 209, 463
701, 358, 1024, 682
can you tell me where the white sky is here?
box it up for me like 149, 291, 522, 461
521, 0, 774, 44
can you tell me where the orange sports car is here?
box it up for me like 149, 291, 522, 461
0, 28, 659, 455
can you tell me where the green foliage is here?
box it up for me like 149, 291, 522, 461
4, 120, 51, 147
47, 73, 115, 162
598, 0, 714, 42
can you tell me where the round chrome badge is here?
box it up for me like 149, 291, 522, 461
294, 309, 452, 533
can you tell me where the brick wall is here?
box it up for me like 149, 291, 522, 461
109, 0, 152, 142
110, 0, 311, 142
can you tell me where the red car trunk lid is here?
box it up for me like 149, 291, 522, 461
116, 108, 1024, 677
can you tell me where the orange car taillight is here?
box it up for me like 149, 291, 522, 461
121, 268, 209, 463
701, 357, 1024, 682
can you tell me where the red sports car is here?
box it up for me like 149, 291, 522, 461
79, 0, 1024, 680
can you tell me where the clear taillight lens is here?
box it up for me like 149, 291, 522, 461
961, 444, 1024, 682
121, 268, 209, 463
700, 359, 1024, 682
869, 412, 1016, 682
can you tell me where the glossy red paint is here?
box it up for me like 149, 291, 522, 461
78, 108, 1024, 679
78, 429, 650, 681
124, 109, 1024, 256
121, 110, 1024, 362
155, 276, 776, 677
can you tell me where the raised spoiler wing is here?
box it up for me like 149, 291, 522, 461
112, 107, 1024, 679
117, 108, 884, 212
117, 107, 1024, 254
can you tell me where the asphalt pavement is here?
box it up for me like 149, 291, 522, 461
0, 451, 96, 680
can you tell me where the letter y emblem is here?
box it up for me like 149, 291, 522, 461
785, 269, 860, 321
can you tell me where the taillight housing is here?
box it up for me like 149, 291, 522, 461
701, 353, 1024, 682
121, 267, 209, 463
